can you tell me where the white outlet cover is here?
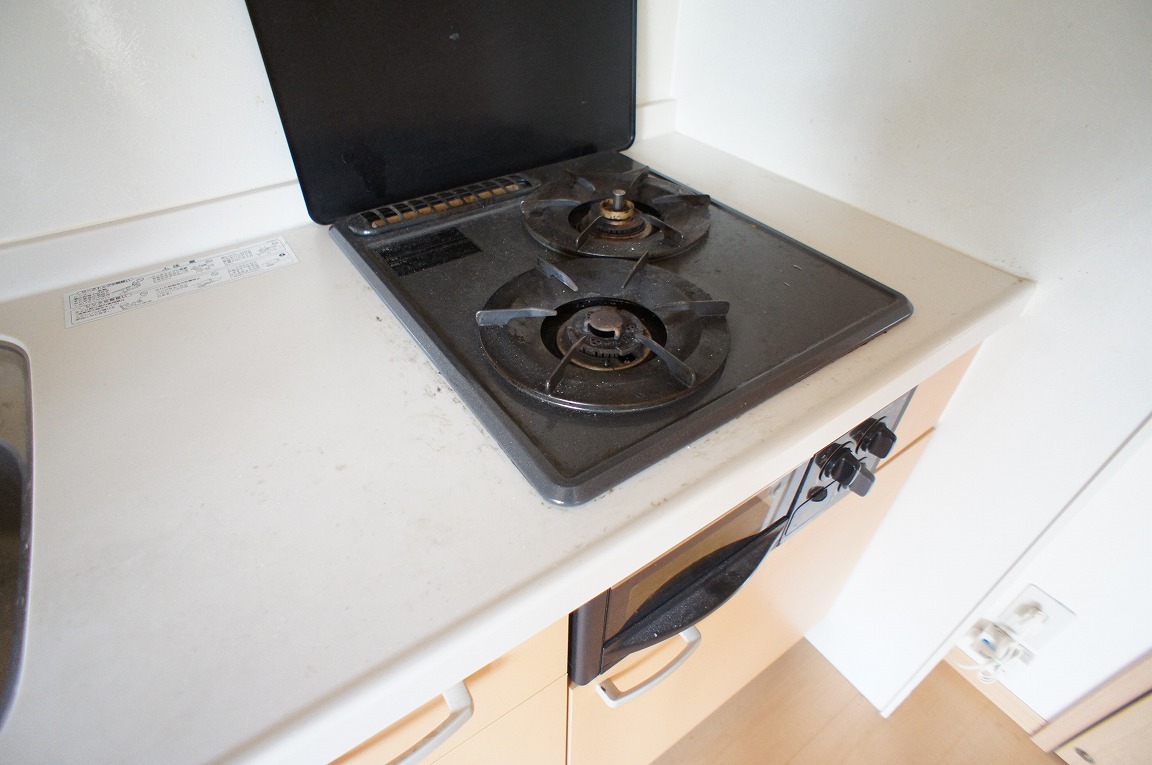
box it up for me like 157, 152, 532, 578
999, 584, 1075, 649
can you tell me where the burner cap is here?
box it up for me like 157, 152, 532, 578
476, 259, 729, 413
520, 166, 711, 260
556, 305, 653, 371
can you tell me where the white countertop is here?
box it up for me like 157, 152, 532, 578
0, 134, 1031, 765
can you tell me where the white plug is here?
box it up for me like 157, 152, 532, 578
961, 619, 1035, 683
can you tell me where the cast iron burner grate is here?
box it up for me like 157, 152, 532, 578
476, 256, 729, 413
520, 166, 711, 260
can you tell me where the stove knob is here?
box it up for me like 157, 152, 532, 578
848, 462, 876, 496
825, 447, 876, 497
826, 447, 859, 486
855, 419, 898, 459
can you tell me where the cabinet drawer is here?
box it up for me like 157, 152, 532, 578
435, 677, 567, 765
333, 617, 566, 765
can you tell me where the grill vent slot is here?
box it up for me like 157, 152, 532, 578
348, 175, 536, 235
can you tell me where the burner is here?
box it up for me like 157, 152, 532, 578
579, 189, 653, 242
520, 166, 711, 260
476, 258, 730, 412
552, 302, 656, 372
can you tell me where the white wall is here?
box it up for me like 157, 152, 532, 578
1, 0, 674, 248
0, 1, 297, 246
638, 0, 680, 106
670, 0, 1152, 714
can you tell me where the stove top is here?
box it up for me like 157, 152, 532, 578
330, 151, 912, 504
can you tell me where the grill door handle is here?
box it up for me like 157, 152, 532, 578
595, 625, 702, 708
388, 681, 474, 765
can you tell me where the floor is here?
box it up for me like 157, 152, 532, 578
653, 640, 1065, 765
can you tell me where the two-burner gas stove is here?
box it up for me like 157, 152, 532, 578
328, 151, 912, 503
244, 1, 912, 504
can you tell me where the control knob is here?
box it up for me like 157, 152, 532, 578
854, 418, 898, 459
822, 445, 876, 497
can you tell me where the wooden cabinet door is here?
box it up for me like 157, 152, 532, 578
434, 677, 567, 765
1056, 692, 1152, 765
566, 433, 934, 765
332, 618, 566, 765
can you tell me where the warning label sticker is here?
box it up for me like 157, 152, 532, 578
64, 237, 298, 327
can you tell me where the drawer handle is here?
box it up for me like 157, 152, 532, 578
595, 626, 702, 708
388, 681, 474, 765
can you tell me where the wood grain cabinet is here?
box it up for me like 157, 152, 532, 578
331, 618, 567, 765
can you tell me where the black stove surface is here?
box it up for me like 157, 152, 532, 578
330, 152, 912, 504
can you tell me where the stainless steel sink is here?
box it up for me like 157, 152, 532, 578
0, 342, 31, 728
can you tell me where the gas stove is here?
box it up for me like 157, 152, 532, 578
328, 151, 911, 503
244, 1, 912, 504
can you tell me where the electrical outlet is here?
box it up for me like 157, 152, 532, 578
998, 584, 1075, 649
956, 584, 1073, 684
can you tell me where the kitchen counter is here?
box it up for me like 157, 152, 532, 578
0, 133, 1031, 765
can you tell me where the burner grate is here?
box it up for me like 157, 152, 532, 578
475, 258, 730, 413
520, 166, 711, 260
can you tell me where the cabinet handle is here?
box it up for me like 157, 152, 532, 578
595, 626, 702, 708
388, 681, 474, 765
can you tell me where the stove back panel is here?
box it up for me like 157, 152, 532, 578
245, 0, 637, 223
